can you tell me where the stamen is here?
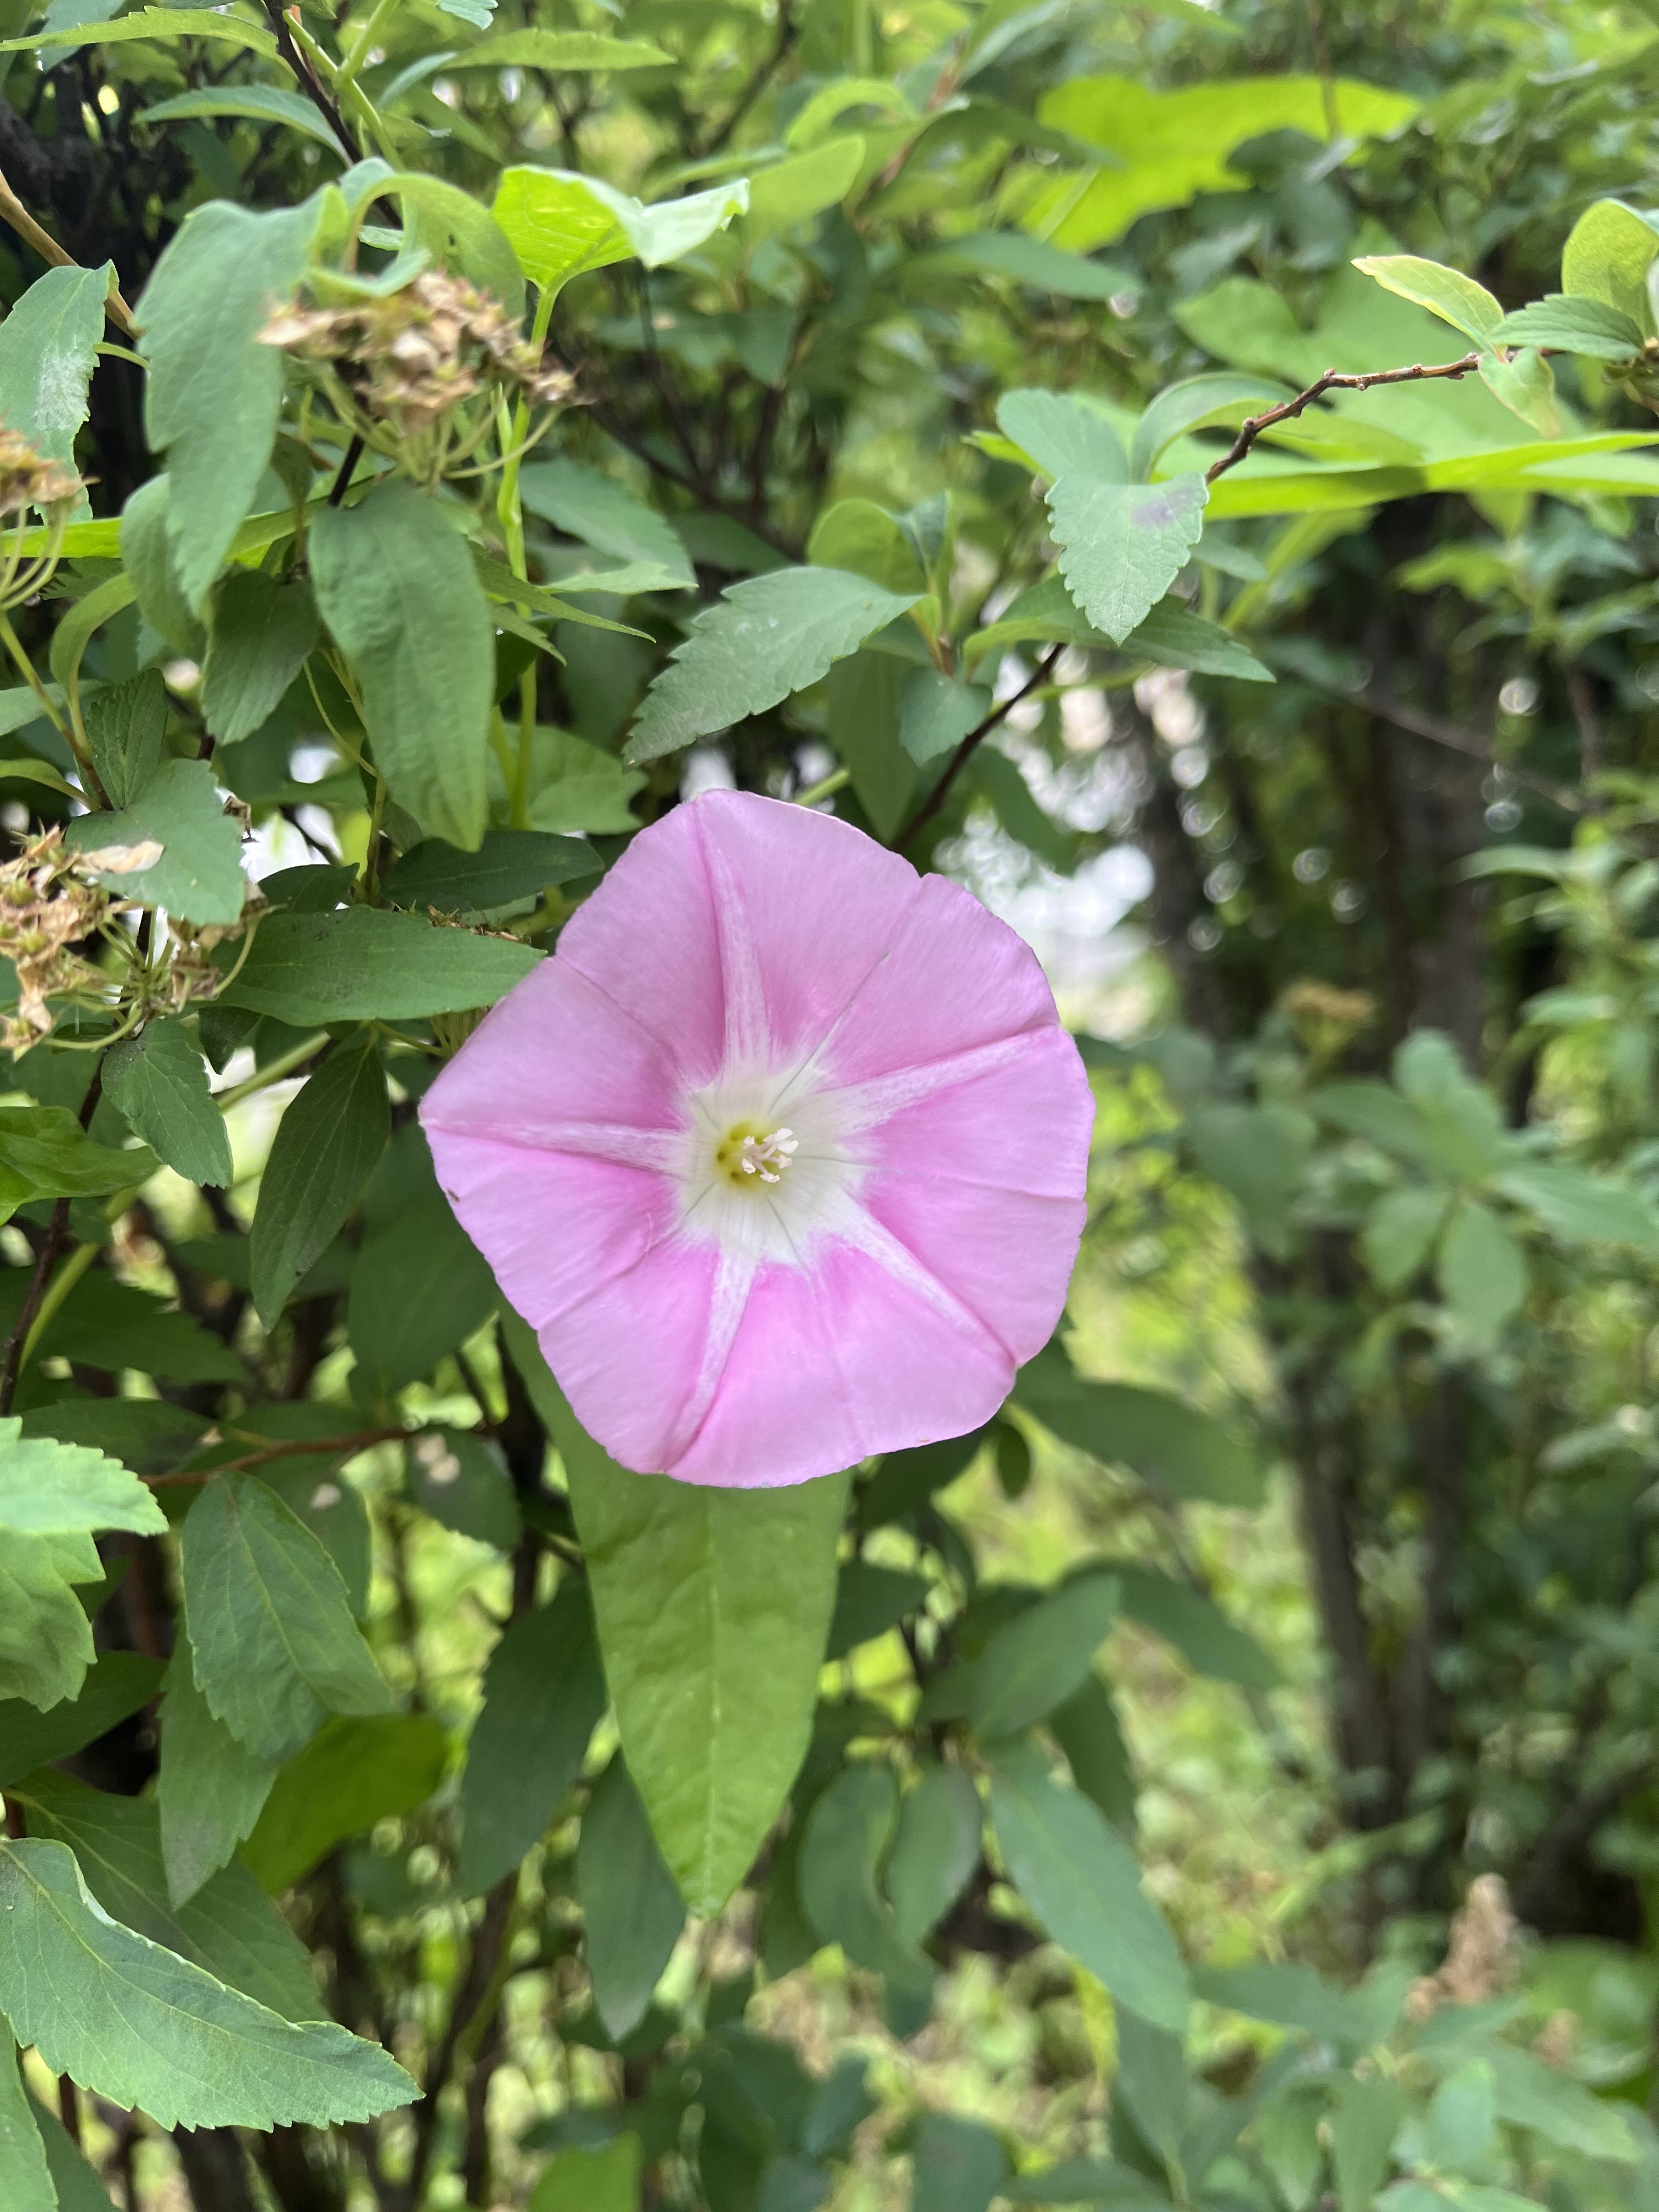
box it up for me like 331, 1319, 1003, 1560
738, 1128, 798, 1183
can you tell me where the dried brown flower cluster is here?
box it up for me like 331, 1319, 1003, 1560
0, 827, 111, 1051
260, 272, 573, 436
0, 428, 81, 522
1406, 1873, 1519, 2022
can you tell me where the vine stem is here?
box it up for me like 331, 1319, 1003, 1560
1205, 353, 1484, 482
0, 166, 137, 336
0, 1066, 103, 1415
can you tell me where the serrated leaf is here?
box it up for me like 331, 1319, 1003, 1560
506, 1316, 845, 1916
82, 669, 166, 810
249, 1035, 388, 1324
988, 1743, 1188, 2032
0, 1652, 164, 1791
311, 482, 495, 848
625, 567, 919, 763
157, 1650, 276, 1907
1049, 472, 1209, 645
996, 388, 1126, 479
0, 1417, 165, 1539
138, 196, 323, 610
0, 263, 109, 501
1122, 602, 1272, 680
577, 1756, 685, 2041
102, 1019, 232, 1187
221, 909, 541, 1027
381, 829, 596, 918
0, 1837, 416, 2128
13, 1769, 319, 2022
241, 1713, 448, 1894
456, 1578, 605, 1897
201, 571, 320, 747
179, 1473, 391, 1764
65, 758, 245, 926
0, 1536, 101, 1711
1492, 293, 1645, 359
1561, 198, 1659, 334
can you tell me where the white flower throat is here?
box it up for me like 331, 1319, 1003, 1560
716, 1121, 799, 1187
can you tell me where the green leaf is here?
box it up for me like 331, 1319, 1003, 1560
799, 1764, 933, 1995
82, 669, 166, 810
118, 478, 205, 658
529, 2138, 641, 2212
1479, 344, 1559, 434
29, 2091, 115, 2212
0, 1271, 242, 1385
65, 758, 245, 926
201, 571, 320, 747
517, 460, 693, 583
241, 1713, 448, 1894
404, 1427, 520, 1548
1561, 198, 1659, 335
0, 263, 109, 490
179, 1472, 391, 1763
1492, 293, 1645, 359
921, 230, 1135, 300
0, 7, 276, 52
1184, 1102, 1313, 1254
1352, 255, 1502, 347
157, 1650, 276, 1908
1330, 2075, 1409, 2212
1128, 372, 1289, 482
826, 651, 915, 841
886, 1767, 982, 1945
1049, 472, 1209, 645
137, 83, 345, 151
997, 388, 1127, 479
1436, 1197, 1526, 1345
1361, 1186, 1447, 1291
0, 2037, 53, 2212
1013, 1346, 1261, 1505
0, 1837, 416, 2127
455, 1578, 606, 1897
1494, 1161, 1659, 1251
826, 1560, 929, 1659
516, 1322, 846, 1916
446, 29, 670, 68
988, 1743, 1188, 2032
0, 1418, 166, 1539
1112, 1566, 1279, 1689
221, 908, 541, 1026
806, 499, 927, 594
138, 196, 324, 610
348, 1194, 496, 1393
102, 1020, 232, 1187
577, 1756, 686, 2041
374, 172, 523, 316
1121, 602, 1272, 681
382, 830, 596, 918
911, 2111, 1007, 2212
625, 567, 921, 764
249, 1035, 388, 1325
1195, 1959, 1376, 2050
493, 166, 748, 291
746, 136, 865, 241
311, 482, 495, 848
0, 1106, 155, 1223
966, 1573, 1119, 1739
898, 668, 989, 764
48, 574, 134, 704
0, 1536, 101, 1711
13, 1769, 319, 2022
0, 1651, 164, 1791
1049, 1677, 1137, 1830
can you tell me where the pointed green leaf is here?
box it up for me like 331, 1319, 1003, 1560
1352, 255, 1502, 347
221, 909, 541, 1027
967, 1574, 1119, 1739
249, 1035, 388, 1325
83, 669, 166, 810
577, 1757, 685, 2041
0, 1105, 157, 1223
137, 84, 345, 151
0, 1838, 416, 2128
1492, 294, 1644, 359
1436, 1197, 1526, 1344
1561, 198, 1659, 335
311, 483, 494, 848
625, 567, 920, 763
138, 196, 323, 609
201, 571, 320, 747
0, 1652, 165, 1791
506, 1314, 846, 1916
446, 30, 669, 69
65, 758, 246, 926
0, 1536, 101, 1711
119, 478, 205, 657
0, 263, 109, 493
179, 1473, 392, 1763
102, 1020, 232, 1188
1049, 472, 1209, 645
242, 1713, 448, 1895
0, 2035, 54, 2212
29, 2092, 114, 2212
886, 1767, 982, 1946
0, 1418, 166, 1539
157, 1650, 276, 1907
517, 461, 692, 583
494, 165, 747, 291
800, 1764, 933, 1995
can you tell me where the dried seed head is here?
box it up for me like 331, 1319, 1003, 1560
0, 427, 82, 521
259, 272, 573, 435
0, 827, 111, 1051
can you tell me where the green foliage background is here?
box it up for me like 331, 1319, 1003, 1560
5, 0, 1659, 2207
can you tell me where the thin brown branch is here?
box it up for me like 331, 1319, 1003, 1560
898, 643, 1064, 850
0, 165, 136, 336
1205, 354, 1484, 483
258, 0, 360, 162
691, 0, 797, 159
142, 1426, 409, 1485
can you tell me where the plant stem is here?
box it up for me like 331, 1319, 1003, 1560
211, 1031, 331, 1112
1205, 354, 1483, 482
336, 0, 400, 94
898, 644, 1063, 850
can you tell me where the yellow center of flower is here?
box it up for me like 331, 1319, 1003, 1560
714, 1120, 799, 1189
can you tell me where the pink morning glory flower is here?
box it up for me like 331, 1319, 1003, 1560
420, 791, 1093, 1488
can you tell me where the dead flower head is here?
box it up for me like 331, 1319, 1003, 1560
0, 827, 111, 1052
259, 271, 573, 436
1406, 1872, 1519, 2023
0, 428, 82, 523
